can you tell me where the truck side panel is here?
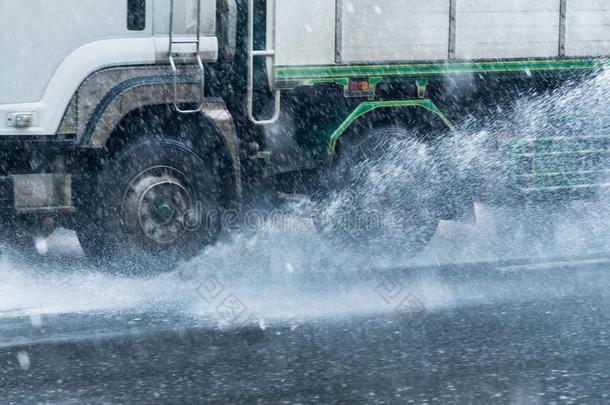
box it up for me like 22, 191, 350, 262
268, 0, 336, 66
455, 0, 560, 59
338, 0, 450, 63
269, 0, 610, 69
566, 0, 610, 56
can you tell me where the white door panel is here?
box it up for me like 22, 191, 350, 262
0, 0, 151, 105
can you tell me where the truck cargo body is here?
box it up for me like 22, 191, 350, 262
270, 0, 609, 90
0, 0, 608, 266
265, 0, 610, 196
270, 0, 610, 66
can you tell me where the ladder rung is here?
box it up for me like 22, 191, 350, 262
252, 50, 275, 57
171, 39, 200, 45
170, 52, 200, 56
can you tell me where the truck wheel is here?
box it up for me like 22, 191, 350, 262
77, 138, 222, 272
317, 127, 442, 257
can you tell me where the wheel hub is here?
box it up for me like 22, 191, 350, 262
150, 199, 176, 225
122, 166, 194, 246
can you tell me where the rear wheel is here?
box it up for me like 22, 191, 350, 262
77, 138, 222, 273
316, 127, 443, 257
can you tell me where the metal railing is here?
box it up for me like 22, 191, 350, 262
247, 0, 281, 125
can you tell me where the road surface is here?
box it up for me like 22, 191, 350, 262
2, 253, 610, 404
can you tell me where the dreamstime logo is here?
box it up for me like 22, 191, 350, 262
181, 205, 317, 233
178, 263, 254, 326
374, 271, 427, 327
178, 190, 410, 235
197, 274, 249, 324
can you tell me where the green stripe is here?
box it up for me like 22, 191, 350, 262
276, 58, 608, 85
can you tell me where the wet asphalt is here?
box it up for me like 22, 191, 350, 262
2, 254, 610, 404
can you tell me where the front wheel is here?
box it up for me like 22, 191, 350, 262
76, 138, 222, 273
316, 127, 443, 257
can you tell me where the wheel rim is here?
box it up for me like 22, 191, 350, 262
121, 166, 194, 246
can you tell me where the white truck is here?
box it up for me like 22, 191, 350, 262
1, 0, 609, 268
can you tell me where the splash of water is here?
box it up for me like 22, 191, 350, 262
1, 70, 610, 323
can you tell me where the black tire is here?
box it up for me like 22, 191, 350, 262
316, 127, 443, 256
76, 138, 222, 273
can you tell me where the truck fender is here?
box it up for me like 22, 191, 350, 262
59, 66, 242, 198
329, 100, 455, 155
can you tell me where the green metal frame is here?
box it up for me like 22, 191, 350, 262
286, 57, 610, 195
275, 58, 608, 88
330, 101, 610, 196
328, 99, 454, 154
511, 135, 610, 194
